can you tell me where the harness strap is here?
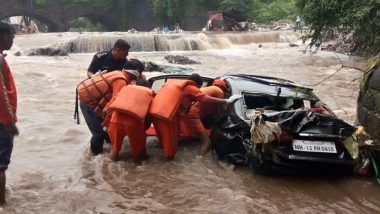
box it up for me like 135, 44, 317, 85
81, 81, 103, 110
74, 88, 80, 124
90, 78, 110, 102
100, 74, 113, 97
75, 73, 129, 122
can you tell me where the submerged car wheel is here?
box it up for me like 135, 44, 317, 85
249, 144, 275, 175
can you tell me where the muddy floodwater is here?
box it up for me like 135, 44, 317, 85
1, 31, 379, 213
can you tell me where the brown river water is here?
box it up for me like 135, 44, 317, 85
1, 31, 379, 213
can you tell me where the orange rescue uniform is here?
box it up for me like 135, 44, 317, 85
107, 112, 149, 157
77, 71, 133, 116
149, 80, 214, 159
0, 54, 17, 125
179, 86, 224, 138
76, 71, 135, 155
104, 85, 153, 158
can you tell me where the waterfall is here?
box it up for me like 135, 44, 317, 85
57, 31, 300, 53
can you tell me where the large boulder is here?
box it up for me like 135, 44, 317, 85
357, 65, 380, 142
27, 47, 68, 56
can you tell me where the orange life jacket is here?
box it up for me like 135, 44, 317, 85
74, 71, 128, 123
185, 86, 224, 118
149, 80, 197, 121
200, 86, 224, 99
108, 85, 154, 121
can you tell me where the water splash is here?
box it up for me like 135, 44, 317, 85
55, 31, 300, 53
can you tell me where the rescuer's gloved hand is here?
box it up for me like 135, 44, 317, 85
226, 94, 243, 104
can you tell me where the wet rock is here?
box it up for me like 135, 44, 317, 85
368, 68, 380, 91
127, 28, 138, 33
14, 51, 22, 56
164, 55, 200, 64
357, 66, 380, 142
320, 32, 355, 54
360, 88, 377, 111
189, 41, 199, 50
144, 61, 161, 72
321, 43, 338, 51
289, 43, 299, 47
143, 61, 194, 74
67, 42, 76, 52
27, 47, 68, 56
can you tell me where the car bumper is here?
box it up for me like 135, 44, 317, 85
273, 149, 354, 165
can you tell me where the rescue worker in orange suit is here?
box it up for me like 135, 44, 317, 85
179, 79, 229, 156
149, 73, 242, 160
103, 80, 153, 162
76, 60, 145, 155
87, 39, 130, 78
0, 22, 17, 205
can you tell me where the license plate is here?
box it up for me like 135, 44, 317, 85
292, 140, 337, 153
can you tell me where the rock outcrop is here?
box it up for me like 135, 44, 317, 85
357, 65, 380, 142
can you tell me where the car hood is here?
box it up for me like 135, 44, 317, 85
262, 110, 356, 138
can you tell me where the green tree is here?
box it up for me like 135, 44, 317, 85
34, 0, 50, 7
33, 0, 301, 31
219, 0, 251, 17
248, 0, 297, 23
296, 0, 380, 55
61, 0, 126, 9
147, 0, 187, 25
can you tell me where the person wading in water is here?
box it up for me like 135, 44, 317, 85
0, 22, 18, 205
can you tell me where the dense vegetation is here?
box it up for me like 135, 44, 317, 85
33, 0, 298, 26
148, 0, 380, 55
296, 0, 380, 55
31, 0, 379, 55
146, 0, 298, 25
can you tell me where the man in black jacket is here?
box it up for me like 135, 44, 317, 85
87, 39, 130, 78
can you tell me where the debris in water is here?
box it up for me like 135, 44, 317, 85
164, 55, 200, 65
27, 47, 68, 56
143, 60, 194, 74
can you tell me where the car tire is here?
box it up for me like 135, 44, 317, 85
249, 144, 274, 175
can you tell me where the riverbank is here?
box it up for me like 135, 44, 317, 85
1, 31, 377, 214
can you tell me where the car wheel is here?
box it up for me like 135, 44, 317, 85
249, 144, 274, 175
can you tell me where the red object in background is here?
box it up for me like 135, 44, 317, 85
208, 12, 246, 32
308, 107, 324, 114
278, 132, 293, 143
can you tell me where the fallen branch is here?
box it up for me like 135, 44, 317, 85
348, 69, 373, 85
304, 53, 365, 87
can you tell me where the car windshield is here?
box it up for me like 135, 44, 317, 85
149, 75, 212, 93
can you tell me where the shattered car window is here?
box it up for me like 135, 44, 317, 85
243, 93, 307, 118
151, 79, 166, 93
